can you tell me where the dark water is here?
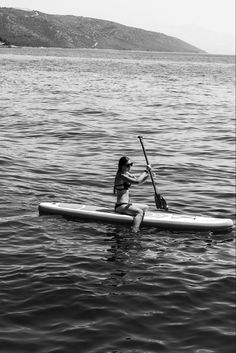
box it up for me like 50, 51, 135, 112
0, 48, 235, 353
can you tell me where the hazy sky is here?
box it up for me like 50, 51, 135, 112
1, 0, 235, 54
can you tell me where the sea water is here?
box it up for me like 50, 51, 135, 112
0, 47, 235, 353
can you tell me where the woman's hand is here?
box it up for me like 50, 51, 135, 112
145, 164, 152, 172
145, 165, 157, 178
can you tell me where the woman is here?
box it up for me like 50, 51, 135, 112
114, 156, 151, 232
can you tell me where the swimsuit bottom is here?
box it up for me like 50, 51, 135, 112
115, 203, 132, 211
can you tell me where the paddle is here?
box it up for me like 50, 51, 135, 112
138, 136, 168, 211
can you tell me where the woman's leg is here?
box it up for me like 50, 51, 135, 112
131, 203, 149, 231
132, 203, 149, 213
116, 203, 149, 232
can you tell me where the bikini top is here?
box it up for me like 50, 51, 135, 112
114, 174, 131, 194
114, 181, 131, 191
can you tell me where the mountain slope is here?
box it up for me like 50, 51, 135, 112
0, 7, 205, 53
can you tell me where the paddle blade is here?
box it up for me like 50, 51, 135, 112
155, 193, 168, 211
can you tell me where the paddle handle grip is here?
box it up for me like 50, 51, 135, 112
138, 136, 149, 166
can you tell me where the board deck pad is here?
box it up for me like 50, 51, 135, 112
38, 202, 233, 233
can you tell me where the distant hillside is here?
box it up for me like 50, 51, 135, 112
0, 7, 205, 53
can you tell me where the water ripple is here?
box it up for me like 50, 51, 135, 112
0, 48, 235, 353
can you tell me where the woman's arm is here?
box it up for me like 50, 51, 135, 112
121, 166, 150, 184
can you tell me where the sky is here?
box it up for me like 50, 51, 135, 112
0, 0, 235, 54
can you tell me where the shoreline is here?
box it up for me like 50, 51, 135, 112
0, 46, 235, 57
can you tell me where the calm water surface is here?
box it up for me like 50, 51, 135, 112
0, 48, 235, 353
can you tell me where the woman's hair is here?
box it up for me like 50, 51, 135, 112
117, 156, 129, 173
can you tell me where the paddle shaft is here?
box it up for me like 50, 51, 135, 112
138, 136, 159, 196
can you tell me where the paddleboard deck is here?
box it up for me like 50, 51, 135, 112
38, 202, 233, 233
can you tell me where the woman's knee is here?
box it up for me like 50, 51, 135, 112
133, 204, 148, 213
142, 204, 149, 213
135, 208, 144, 217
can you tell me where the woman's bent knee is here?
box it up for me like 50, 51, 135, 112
135, 208, 144, 217
133, 204, 148, 213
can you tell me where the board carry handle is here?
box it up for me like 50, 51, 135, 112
138, 136, 168, 211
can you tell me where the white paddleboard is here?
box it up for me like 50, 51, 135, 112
38, 202, 233, 233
